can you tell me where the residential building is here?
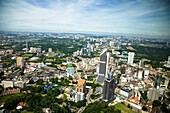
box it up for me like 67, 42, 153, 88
14, 81, 27, 88
127, 52, 135, 66
2, 88, 20, 95
75, 79, 86, 102
137, 69, 143, 80
2, 80, 14, 88
167, 56, 170, 67
75, 92, 84, 103
16, 56, 24, 68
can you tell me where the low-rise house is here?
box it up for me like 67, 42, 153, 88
2, 88, 20, 95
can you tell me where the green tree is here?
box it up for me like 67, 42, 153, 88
160, 102, 169, 113
28, 79, 35, 84
54, 87, 61, 96
4, 96, 24, 110
83, 102, 120, 113
0, 85, 4, 94
36, 79, 44, 85
152, 100, 161, 108
76, 100, 86, 108
49, 78, 58, 84
142, 106, 148, 111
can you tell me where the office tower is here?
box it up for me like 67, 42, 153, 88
103, 74, 115, 102
127, 52, 135, 65
147, 88, 160, 101
154, 74, 162, 89
96, 49, 109, 84
16, 56, 24, 68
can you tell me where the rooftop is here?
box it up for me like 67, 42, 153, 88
77, 79, 86, 86
129, 96, 139, 104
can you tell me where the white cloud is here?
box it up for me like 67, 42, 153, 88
0, 0, 170, 35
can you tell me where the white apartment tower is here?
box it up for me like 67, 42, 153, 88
127, 52, 135, 66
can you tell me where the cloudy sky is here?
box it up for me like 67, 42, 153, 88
0, 0, 170, 35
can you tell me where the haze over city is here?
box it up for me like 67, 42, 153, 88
0, 0, 170, 36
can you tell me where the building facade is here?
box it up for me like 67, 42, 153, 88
16, 56, 24, 68
103, 75, 115, 102
127, 52, 135, 66
96, 49, 109, 84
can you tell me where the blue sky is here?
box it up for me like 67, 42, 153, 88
0, 0, 170, 36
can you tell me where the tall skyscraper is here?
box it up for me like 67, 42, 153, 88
154, 74, 162, 89
96, 49, 109, 84
127, 52, 135, 66
16, 56, 24, 68
103, 74, 115, 102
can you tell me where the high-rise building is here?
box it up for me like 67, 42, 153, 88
103, 74, 115, 102
127, 52, 135, 66
16, 56, 24, 68
144, 69, 149, 80
75, 79, 86, 102
154, 74, 162, 89
96, 49, 109, 84
147, 88, 160, 101
75, 92, 84, 103
137, 69, 143, 80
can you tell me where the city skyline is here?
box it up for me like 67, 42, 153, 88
0, 0, 170, 36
